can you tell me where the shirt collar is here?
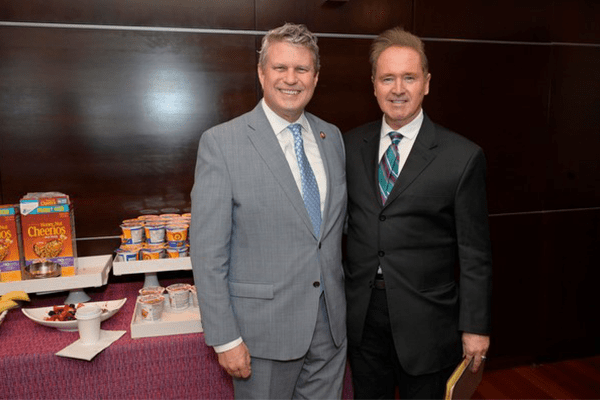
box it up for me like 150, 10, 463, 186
261, 99, 309, 137
380, 108, 424, 141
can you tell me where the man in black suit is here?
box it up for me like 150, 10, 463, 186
344, 27, 492, 399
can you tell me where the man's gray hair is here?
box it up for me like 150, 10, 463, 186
258, 23, 320, 73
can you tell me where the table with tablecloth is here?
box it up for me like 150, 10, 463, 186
0, 275, 353, 399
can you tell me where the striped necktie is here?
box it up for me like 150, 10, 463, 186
378, 131, 403, 204
289, 123, 321, 237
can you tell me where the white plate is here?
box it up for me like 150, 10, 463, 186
0, 310, 7, 326
21, 298, 127, 331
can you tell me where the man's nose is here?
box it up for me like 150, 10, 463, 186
392, 79, 404, 94
283, 69, 298, 84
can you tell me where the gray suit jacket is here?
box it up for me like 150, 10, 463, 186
190, 103, 347, 360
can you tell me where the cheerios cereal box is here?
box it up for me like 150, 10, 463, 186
19, 192, 78, 276
0, 205, 24, 282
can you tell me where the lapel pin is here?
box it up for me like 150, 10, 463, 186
320, 131, 326, 139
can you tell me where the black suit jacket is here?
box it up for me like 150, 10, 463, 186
343, 114, 492, 375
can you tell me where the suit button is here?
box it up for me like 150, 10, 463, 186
318, 242, 322, 249
379, 215, 386, 221
378, 251, 385, 257
313, 281, 320, 288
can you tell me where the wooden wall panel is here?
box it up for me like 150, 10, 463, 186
546, 45, 600, 210
0, 27, 258, 238
414, 0, 551, 42
538, 210, 600, 361
256, 0, 412, 34
0, 0, 254, 29
424, 41, 552, 214
307, 37, 381, 133
486, 214, 546, 368
551, 0, 600, 44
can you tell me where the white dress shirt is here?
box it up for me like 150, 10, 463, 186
262, 99, 327, 213
378, 108, 424, 168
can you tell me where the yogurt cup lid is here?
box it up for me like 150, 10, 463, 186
166, 283, 191, 292
138, 294, 165, 304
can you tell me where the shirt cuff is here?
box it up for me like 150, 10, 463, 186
214, 337, 243, 353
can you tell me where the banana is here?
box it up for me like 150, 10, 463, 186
0, 299, 18, 313
1, 290, 30, 302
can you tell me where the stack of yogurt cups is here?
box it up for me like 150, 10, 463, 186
116, 213, 191, 261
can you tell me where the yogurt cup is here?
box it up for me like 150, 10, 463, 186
139, 286, 165, 296
120, 224, 144, 245
140, 244, 165, 260
166, 246, 189, 258
144, 222, 165, 245
138, 215, 161, 222
166, 224, 189, 242
116, 245, 141, 261
160, 213, 181, 220
138, 294, 165, 322
166, 283, 191, 312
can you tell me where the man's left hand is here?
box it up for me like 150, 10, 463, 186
462, 332, 490, 373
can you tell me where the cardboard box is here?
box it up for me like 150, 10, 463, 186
19, 193, 78, 277
0, 205, 24, 282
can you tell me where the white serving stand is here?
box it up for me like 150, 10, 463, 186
130, 292, 202, 339
112, 257, 191, 287
0, 255, 113, 304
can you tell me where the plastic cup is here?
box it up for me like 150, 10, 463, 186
120, 224, 144, 245
166, 283, 191, 312
76, 305, 102, 344
138, 294, 165, 322
166, 224, 189, 242
116, 245, 141, 262
139, 286, 165, 296
144, 223, 165, 245
166, 246, 189, 258
140, 245, 165, 260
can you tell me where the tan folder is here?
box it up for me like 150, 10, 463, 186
444, 357, 485, 400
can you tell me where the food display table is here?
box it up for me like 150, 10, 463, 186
0, 275, 354, 399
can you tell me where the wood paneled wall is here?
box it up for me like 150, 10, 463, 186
1, 0, 598, 369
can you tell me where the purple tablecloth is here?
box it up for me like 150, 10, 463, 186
1, 277, 353, 399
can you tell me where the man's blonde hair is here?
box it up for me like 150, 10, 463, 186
258, 23, 320, 73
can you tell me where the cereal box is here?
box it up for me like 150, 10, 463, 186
19, 193, 78, 277
0, 205, 24, 282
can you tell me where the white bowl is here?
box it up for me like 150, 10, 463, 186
21, 298, 127, 331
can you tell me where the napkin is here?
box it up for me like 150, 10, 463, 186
56, 329, 126, 361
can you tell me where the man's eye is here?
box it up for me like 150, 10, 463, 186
404, 76, 415, 82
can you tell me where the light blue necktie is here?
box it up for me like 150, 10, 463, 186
378, 131, 403, 204
289, 123, 321, 237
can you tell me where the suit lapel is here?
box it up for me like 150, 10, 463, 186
359, 121, 385, 206
307, 114, 331, 239
384, 114, 438, 206
244, 105, 316, 237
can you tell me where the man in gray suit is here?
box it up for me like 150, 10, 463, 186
190, 23, 347, 399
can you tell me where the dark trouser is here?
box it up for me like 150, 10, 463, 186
348, 287, 456, 399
